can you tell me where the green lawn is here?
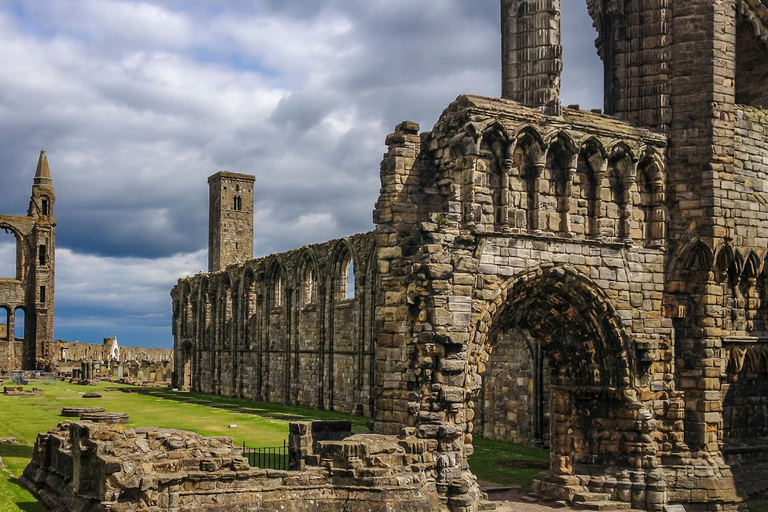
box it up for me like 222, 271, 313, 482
0, 380, 550, 511
468, 436, 550, 489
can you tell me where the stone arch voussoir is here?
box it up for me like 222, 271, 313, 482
472, 265, 634, 391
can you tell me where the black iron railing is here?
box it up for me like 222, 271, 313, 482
242, 440, 288, 470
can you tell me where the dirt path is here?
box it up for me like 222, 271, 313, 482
481, 484, 566, 512
481, 485, 645, 512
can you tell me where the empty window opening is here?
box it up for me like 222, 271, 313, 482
39, 245, 47, 266
40, 286, 46, 303
1, 308, 9, 340
0, 228, 18, 279
41, 198, 49, 216
273, 274, 283, 307
14, 308, 25, 340
233, 196, 242, 211
235, 242, 239, 250
236, 184, 241, 192
303, 268, 316, 305
344, 258, 355, 300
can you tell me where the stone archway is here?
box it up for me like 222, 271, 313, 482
471, 266, 636, 477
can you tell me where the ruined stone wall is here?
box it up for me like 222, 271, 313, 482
501, 0, 562, 116
0, 340, 23, 371
369, 101, 708, 511
717, 106, 768, 499
475, 328, 551, 447
172, 233, 377, 416
0, 151, 56, 372
23, 421, 442, 512
50, 340, 172, 364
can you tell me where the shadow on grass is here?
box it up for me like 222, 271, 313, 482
134, 387, 372, 431
8, 477, 47, 512
0, 445, 34, 459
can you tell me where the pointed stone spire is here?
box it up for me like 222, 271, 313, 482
34, 150, 51, 184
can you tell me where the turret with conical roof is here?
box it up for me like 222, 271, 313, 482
28, 150, 55, 219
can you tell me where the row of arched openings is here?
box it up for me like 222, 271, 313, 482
178, 244, 361, 345
680, 242, 768, 334
0, 306, 26, 340
470, 124, 665, 246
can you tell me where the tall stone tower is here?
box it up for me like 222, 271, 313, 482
0, 150, 56, 370
28, 151, 56, 369
501, 0, 562, 116
207, 171, 255, 272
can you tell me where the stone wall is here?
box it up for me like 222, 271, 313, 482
474, 328, 551, 447
0, 340, 23, 372
717, 106, 768, 499
370, 104, 701, 510
22, 421, 444, 512
208, 172, 255, 273
0, 151, 56, 372
50, 339, 173, 365
172, 233, 377, 416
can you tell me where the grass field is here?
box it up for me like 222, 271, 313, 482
0, 380, 549, 511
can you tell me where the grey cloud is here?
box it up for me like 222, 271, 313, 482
0, 0, 605, 346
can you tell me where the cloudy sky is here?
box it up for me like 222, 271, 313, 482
0, 1, 602, 349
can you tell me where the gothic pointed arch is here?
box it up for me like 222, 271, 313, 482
576, 137, 606, 237
468, 265, 637, 475
267, 260, 286, 309
512, 127, 547, 231
297, 249, 319, 307
636, 150, 666, 247
680, 240, 715, 272
331, 239, 358, 301
607, 143, 636, 240
546, 132, 579, 234
479, 122, 512, 226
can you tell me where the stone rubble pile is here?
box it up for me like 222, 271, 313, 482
22, 420, 448, 512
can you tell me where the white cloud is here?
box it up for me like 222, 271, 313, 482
0, 240, 16, 279
56, 247, 206, 310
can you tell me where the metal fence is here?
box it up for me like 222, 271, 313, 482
241, 440, 288, 470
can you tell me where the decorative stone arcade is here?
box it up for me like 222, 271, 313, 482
372, 98, 685, 510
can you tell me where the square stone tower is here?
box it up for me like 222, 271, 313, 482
207, 171, 255, 272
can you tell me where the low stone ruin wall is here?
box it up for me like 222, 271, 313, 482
22, 421, 456, 512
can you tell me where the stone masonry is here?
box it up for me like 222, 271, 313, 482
171, 1, 768, 510
23, 421, 443, 512
173, 233, 377, 416
0, 151, 56, 371
208, 172, 255, 273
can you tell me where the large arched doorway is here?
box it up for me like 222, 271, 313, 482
477, 267, 634, 476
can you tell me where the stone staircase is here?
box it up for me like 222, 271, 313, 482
530, 474, 635, 511
571, 491, 631, 511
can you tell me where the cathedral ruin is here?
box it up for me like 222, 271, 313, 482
170, 1, 768, 510
0, 151, 56, 372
